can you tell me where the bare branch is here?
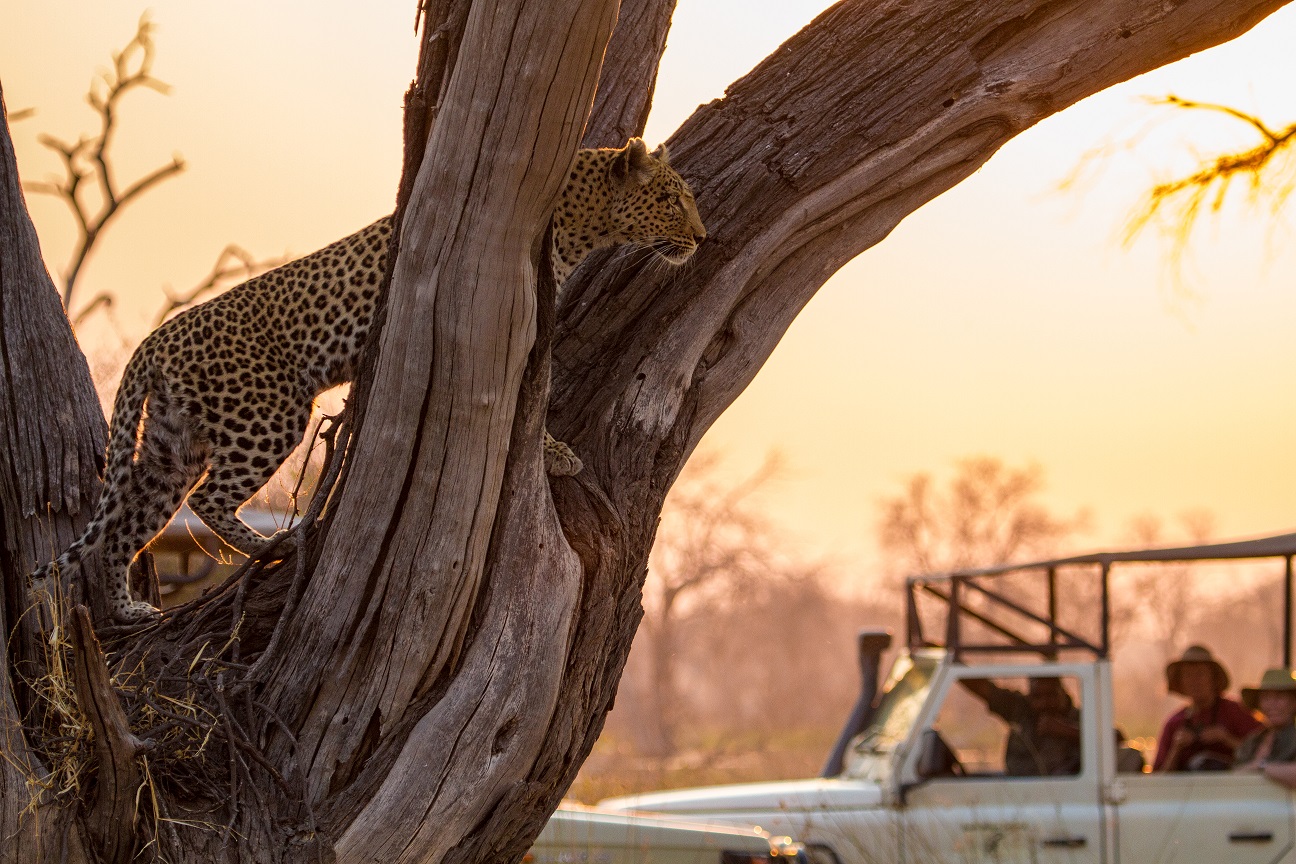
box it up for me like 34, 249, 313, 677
24, 14, 185, 308
1124, 94, 1296, 264
155, 245, 285, 325
70, 292, 114, 327
114, 154, 186, 216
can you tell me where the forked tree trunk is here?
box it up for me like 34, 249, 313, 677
1, 0, 1288, 862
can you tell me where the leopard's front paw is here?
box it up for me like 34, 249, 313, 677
543, 433, 583, 477
114, 599, 162, 625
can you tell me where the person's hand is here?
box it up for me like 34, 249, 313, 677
1238, 732, 1276, 771
1169, 727, 1197, 752
1197, 724, 1236, 747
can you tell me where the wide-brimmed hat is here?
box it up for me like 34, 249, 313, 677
1242, 668, 1296, 711
1166, 645, 1229, 696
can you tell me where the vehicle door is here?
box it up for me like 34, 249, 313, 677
1113, 771, 1294, 863
898, 663, 1103, 864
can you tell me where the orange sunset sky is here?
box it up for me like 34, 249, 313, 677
3, 1, 1296, 582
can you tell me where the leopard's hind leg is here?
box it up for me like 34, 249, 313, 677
100, 389, 208, 622
186, 395, 310, 554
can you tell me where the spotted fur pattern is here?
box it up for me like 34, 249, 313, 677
33, 138, 705, 623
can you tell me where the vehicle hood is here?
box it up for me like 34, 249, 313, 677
533, 805, 777, 855
599, 777, 883, 818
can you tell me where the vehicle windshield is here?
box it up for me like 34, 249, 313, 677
842, 652, 939, 781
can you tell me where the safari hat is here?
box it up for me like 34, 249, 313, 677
1242, 668, 1296, 711
1166, 645, 1229, 696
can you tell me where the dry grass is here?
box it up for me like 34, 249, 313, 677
17, 571, 269, 859
22, 579, 92, 807
568, 726, 839, 804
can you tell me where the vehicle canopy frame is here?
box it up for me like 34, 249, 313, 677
906, 531, 1296, 664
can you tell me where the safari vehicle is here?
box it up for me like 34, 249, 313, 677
600, 532, 1296, 864
530, 805, 806, 863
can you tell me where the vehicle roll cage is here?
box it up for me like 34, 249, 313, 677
906, 531, 1296, 663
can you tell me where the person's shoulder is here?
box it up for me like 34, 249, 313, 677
1219, 697, 1265, 728
984, 684, 1026, 716
1160, 705, 1190, 727
1219, 697, 1257, 717
1273, 723, 1296, 761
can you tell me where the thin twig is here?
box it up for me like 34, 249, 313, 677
155, 245, 286, 325
24, 14, 187, 308
1126, 94, 1296, 255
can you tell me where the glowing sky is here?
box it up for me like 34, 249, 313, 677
4, 1, 1295, 581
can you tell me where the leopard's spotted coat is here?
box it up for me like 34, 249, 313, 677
33, 139, 705, 622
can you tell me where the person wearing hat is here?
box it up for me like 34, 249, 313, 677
1234, 668, 1296, 787
1153, 645, 1263, 772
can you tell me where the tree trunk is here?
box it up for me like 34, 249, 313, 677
1, 0, 1289, 862
0, 82, 107, 864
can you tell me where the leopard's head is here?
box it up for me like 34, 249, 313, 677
604, 138, 706, 265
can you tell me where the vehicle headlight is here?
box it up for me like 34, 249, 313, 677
720, 841, 809, 864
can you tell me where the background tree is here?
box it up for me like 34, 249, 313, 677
27, 15, 279, 329
1, 1, 1289, 862
25, 15, 183, 314
636, 452, 783, 758
1121, 509, 1216, 663
877, 456, 1085, 574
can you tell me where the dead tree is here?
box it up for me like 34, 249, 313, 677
1, 0, 1289, 862
24, 16, 185, 312
24, 16, 280, 326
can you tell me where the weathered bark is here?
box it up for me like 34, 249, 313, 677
582, 0, 676, 149
69, 605, 146, 864
0, 84, 104, 864
2, 1, 1291, 863
255, 0, 621, 856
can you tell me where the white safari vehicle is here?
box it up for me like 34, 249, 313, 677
601, 532, 1296, 864
529, 805, 806, 863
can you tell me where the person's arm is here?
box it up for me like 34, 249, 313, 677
959, 678, 1024, 725
1233, 730, 1271, 772
1198, 723, 1246, 753
1201, 700, 1266, 761
1153, 715, 1188, 772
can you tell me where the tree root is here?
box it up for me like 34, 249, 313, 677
70, 604, 148, 864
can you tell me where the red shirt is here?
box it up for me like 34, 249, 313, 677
1152, 697, 1263, 771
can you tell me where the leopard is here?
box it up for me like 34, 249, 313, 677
33, 138, 705, 623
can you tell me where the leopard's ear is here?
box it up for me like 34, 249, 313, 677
650, 142, 670, 163
611, 138, 655, 188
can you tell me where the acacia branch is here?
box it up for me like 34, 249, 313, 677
24, 15, 186, 308
154, 244, 285, 325
70, 292, 113, 327
1125, 93, 1296, 256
